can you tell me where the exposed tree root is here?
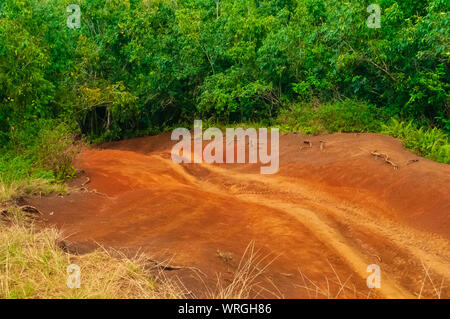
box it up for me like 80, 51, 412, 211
300, 141, 313, 150
90, 189, 111, 198
407, 159, 419, 166
79, 186, 111, 198
371, 151, 399, 170
320, 141, 325, 152
81, 177, 91, 187
145, 258, 205, 276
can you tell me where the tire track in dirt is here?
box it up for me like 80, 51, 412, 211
28, 133, 450, 298
190, 159, 450, 276
159, 154, 433, 298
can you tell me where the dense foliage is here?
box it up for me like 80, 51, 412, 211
1, 0, 448, 139
0, 0, 448, 188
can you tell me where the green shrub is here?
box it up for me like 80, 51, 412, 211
2, 0, 448, 141
277, 100, 385, 134
0, 120, 80, 203
381, 118, 450, 164
5, 120, 81, 181
31, 123, 80, 182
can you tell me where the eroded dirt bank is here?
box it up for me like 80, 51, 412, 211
28, 133, 450, 298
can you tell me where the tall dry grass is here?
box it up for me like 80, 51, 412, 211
0, 178, 68, 204
0, 211, 272, 299
295, 260, 447, 299
0, 209, 186, 299
207, 242, 279, 299
2, 209, 444, 299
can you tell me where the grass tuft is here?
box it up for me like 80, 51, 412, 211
0, 213, 186, 299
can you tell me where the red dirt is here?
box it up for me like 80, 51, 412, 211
28, 132, 450, 298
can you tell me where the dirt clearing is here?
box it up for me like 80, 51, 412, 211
27, 132, 450, 298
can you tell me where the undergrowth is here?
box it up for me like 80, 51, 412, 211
0, 120, 81, 203
274, 100, 449, 164
0, 209, 185, 299
381, 118, 450, 164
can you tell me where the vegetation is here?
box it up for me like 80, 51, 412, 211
0, 0, 448, 134
275, 102, 450, 163
0, 211, 277, 299
0, 0, 447, 158
276, 100, 387, 134
381, 118, 450, 163
0, 209, 185, 298
0, 0, 447, 202
0, 119, 79, 203
0, 0, 448, 299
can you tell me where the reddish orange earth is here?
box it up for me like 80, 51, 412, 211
28, 133, 450, 298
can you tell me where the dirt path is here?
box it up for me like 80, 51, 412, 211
28, 133, 450, 298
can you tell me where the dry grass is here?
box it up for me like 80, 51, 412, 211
295, 259, 448, 299
295, 260, 365, 299
417, 260, 447, 299
0, 178, 67, 204
0, 211, 273, 299
3, 208, 444, 299
0, 210, 186, 299
207, 242, 279, 299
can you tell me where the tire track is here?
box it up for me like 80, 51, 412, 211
157, 153, 448, 298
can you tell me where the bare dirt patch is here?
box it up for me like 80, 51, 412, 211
27, 133, 450, 298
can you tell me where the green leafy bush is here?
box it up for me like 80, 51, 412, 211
1, 0, 448, 141
381, 118, 450, 163
0, 120, 80, 202
0, 0, 448, 197
31, 123, 80, 182
277, 100, 385, 134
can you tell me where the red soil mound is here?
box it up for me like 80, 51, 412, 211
28, 132, 450, 298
